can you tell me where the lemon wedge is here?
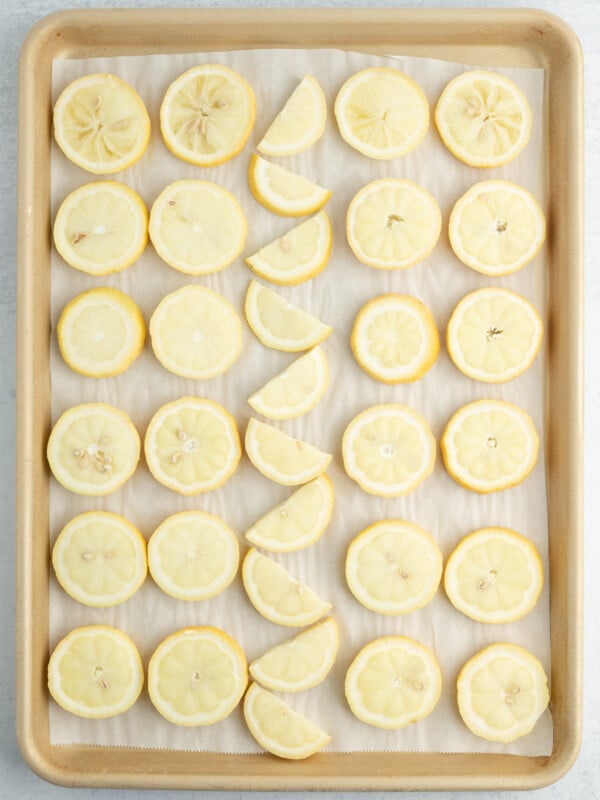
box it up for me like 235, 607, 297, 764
248, 154, 331, 217
257, 75, 326, 157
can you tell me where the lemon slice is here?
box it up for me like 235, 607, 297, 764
48, 625, 143, 718
257, 75, 326, 157
457, 643, 549, 742
53, 74, 150, 174
248, 347, 329, 420
334, 67, 429, 159
435, 70, 532, 168
342, 404, 436, 497
245, 211, 332, 286
149, 285, 242, 380
242, 548, 332, 627
149, 180, 246, 275
244, 474, 334, 552
148, 511, 239, 601
57, 287, 145, 378
52, 512, 147, 607
347, 179, 441, 270
144, 397, 241, 495
248, 154, 331, 217
345, 637, 442, 729
245, 281, 332, 352
160, 64, 256, 166
441, 399, 539, 493
346, 520, 442, 615
449, 180, 545, 276
444, 527, 544, 623
148, 627, 247, 726
47, 403, 140, 496
53, 181, 148, 276
351, 294, 439, 384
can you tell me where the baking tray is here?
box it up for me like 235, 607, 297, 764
16, 7, 583, 791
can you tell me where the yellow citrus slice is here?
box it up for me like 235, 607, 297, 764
149, 180, 246, 275
149, 285, 242, 380
244, 474, 334, 552
449, 180, 545, 276
457, 643, 549, 742
160, 64, 256, 167
345, 636, 442, 729
435, 70, 532, 168
147, 511, 239, 601
351, 294, 439, 383
53, 73, 150, 174
248, 154, 331, 217
245, 211, 332, 286
52, 511, 147, 607
148, 627, 247, 726
346, 520, 442, 615
334, 67, 429, 159
441, 399, 539, 493
144, 397, 241, 495
257, 75, 326, 157
347, 179, 441, 270
48, 625, 144, 718
47, 403, 140, 496
242, 548, 332, 627
53, 181, 148, 276
342, 404, 436, 497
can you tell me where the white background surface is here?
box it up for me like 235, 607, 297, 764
1, 0, 598, 797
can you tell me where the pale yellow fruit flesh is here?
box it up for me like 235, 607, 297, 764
249, 154, 331, 216
257, 76, 326, 156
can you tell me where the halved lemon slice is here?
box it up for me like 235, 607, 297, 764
47, 403, 140, 496
347, 179, 441, 270
457, 643, 549, 742
248, 154, 331, 217
334, 67, 429, 159
148, 627, 247, 726
144, 397, 241, 495
160, 64, 256, 167
345, 636, 442, 729
342, 404, 436, 497
441, 399, 539, 493
48, 625, 144, 718
53, 74, 150, 174
257, 75, 326, 157
149, 180, 246, 275
149, 285, 242, 379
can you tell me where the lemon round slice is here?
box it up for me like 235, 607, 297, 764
148, 627, 247, 726
441, 399, 539, 494
52, 512, 147, 607
160, 64, 256, 167
149, 285, 242, 380
149, 180, 246, 275
257, 75, 326, 157
449, 180, 545, 276
242, 548, 332, 627
245, 281, 333, 352
347, 179, 441, 270
342, 404, 436, 497
53, 74, 150, 174
48, 625, 143, 718
352, 294, 439, 383
248, 154, 331, 217
334, 67, 429, 159
346, 520, 442, 615
244, 474, 334, 552
53, 181, 148, 276
47, 403, 140, 496
148, 511, 239, 601
457, 643, 549, 742
435, 70, 532, 168
444, 527, 544, 623
245, 211, 332, 286
345, 637, 442, 729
